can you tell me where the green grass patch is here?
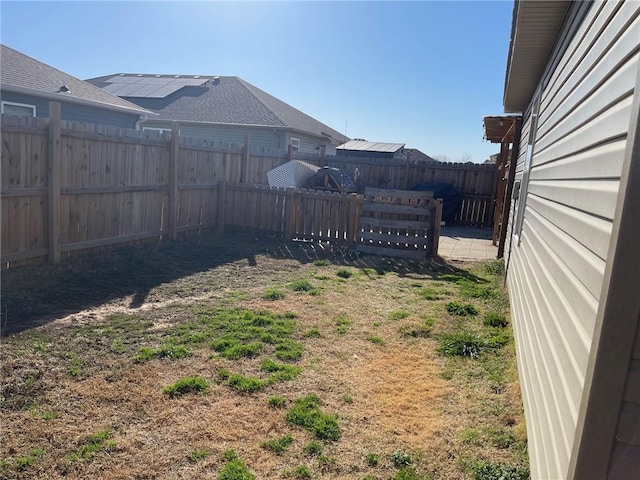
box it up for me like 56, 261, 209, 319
292, 465, 312, 479
274, 339, 304, 361
456, 279, 498, 299
218, 451, 255, 480
163, 376, 210, 397
268, 396, 286, 408
336, 268, 353, 279
313, 259, 330, 266
393, 467, 429, 480
399, 317, 435, 338
261, 434, 294, 455
365, 452, 379, 467
262, 288, 286, 300
67, 430, 115, 462
419, 287, 443, 300
227, 374, 266, 393
303, 441, 323, 456
303, 327, 322, 338
286, 395, 341, 441
135, 344, 190, 362
392, 450, 411, 467
261, 358, 302, 382
289, 279, 319, 295
189, 449, 211, 463
335, 314, 353, 334
484, 312, 508, 328
437, 332, 486, 358
15, 447, 45, 471
467, 459, 529, 480
367, 335, 385, 345
446, 301, 479, 316
388, 310, 410, 321
212, 339, 264, 360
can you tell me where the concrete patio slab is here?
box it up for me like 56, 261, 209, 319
438, 226, 498, 262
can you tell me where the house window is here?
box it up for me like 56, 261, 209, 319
1, 101, 36, 117
290, 137, 300, 153
514, 88, 541, 244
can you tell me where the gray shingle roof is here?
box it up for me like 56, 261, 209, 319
337, 140, 405, 153
85, 74, 348, 145
0, 45, 152, 115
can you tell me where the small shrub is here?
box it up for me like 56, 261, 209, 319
446, 302, 479, 316
365, 452, 379, 467
227, 374, 265, 393
263, 288, 286, 300
313, 259, 330, 266
286, 395, 341, 441
261, 434, 294, 455
389, 310, 410, 321
303, 441, 323, 456
163, 377, 210, 397
274, 340, 304, 361
392, 450, 411, 468
268, 396, 286, 408
336, 268, 353, 279
484, 312, 508, 328
437, 332, 486, 358
189, 449, 211, 463
218, 452, 255, 480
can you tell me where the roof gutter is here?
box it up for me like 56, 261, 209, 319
140, 118, 347, 145
0, 84, 157, 117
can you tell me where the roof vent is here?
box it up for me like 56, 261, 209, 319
155, 74, 162, 78
211, 76, 221, 85
137, 74, 143, 77
58, 85, 70, 93
193, 75, 200, 79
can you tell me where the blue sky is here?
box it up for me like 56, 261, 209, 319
1, 1, 513, 162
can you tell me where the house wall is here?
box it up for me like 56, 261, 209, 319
285, 131, 335, 156
505, 1, 640, 479
0, 91, 139, 128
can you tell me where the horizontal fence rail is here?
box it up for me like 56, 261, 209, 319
2, 107, 496, 267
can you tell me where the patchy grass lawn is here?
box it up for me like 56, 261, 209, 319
1, 232, 528, 480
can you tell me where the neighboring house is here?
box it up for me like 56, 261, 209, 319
336, 139, 406, 159
500, 1, 639, 479
405, 148, 439, 164
85, 73, 348, 155
0, 44, 153, 128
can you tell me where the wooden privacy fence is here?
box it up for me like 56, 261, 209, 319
298, 153, 498, 227
357, 188, 442, 260
2, 107, 472, 267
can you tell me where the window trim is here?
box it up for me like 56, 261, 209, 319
142, 126, 172, 134
513, 87, 542, 245
1, 100, 36, 117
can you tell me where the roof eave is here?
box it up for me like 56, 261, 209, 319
503, 0, 571, 113
0, 84, 157, 117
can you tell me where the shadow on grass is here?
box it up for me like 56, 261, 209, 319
1, 229, 488, 336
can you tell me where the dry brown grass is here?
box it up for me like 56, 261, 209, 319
1, 233, 527, 480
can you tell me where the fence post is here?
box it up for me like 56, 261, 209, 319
241, 134, 250, 183
430, 199, 443, 257
346, 193, 359, 247
284, 188, 298, 240
169, 121, 180, 240
218, 181, 227, 234
47, 101, 62, 264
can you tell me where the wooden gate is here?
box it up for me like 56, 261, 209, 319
356, 188, 442, 260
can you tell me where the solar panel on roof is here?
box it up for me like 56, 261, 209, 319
138, 85, 184, 98
105, 76, 144, 84
103, 75, 209, 98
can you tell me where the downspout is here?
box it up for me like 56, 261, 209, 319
135, 114, 148, 130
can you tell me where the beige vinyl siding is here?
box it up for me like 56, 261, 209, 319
506, 1, 640, 478
608, 316, 640, 476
